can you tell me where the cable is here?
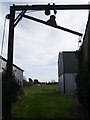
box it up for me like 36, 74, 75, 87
0, 16, 6, 70
1, 17, 6, 56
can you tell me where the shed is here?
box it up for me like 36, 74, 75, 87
0, 56, 24, 86
58, 51, 78, 94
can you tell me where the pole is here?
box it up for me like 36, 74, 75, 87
7, 7, 15, 76
3, 5, 15, 119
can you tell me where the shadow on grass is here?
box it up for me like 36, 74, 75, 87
70, 95, 89, 119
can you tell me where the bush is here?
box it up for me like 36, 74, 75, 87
2, 70, 24, 118
75, 50, 88, 108
2, 70, 24, 103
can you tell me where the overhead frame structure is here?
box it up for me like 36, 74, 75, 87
7, 3, 90, 84
4, 4, 90, 119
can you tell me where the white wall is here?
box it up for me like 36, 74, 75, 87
13, 67, 23, 86
0, 58, 23, 86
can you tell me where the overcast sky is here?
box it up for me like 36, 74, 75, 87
0, 0, 89, 82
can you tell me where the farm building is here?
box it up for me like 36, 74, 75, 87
58, 51, 78, 94
0, 56, 24, 119
0, 56, 24, 86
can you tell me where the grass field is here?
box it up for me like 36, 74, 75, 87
12, 85, 75, 119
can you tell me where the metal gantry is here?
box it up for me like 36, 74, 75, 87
4, 3, 90, 119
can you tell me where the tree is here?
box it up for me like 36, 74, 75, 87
2, 70, 24, 119
28, 78, 33, 83
34, 79, 39, 84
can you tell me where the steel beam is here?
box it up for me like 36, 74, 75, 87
11, 4, 90, 11
23, 15, 83, 36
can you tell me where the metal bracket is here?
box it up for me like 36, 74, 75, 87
14, 10, 26, 27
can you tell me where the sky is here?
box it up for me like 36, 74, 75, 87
0, 0, 89, 82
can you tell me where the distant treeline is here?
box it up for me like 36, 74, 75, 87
23, 78, 58, 87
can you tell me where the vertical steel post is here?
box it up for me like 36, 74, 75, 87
3, 5, 15, 119
7, 6, 15, 76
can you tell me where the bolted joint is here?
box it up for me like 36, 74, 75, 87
53, 3, 57, 15
6, 14, 10, 19
45, 3, 51, 16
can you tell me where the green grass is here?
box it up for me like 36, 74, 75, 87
12, 85, 74, 118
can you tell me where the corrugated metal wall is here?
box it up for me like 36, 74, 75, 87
63, 52, 78, 74
58, 51, 78, 94
58, 73, 76, 94
58, 52, 64, 77
58, 75, 64, 93
64, 73, 76, 94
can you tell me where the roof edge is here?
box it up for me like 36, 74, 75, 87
0, 56, 24, 72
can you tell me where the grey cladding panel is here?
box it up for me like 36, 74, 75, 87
63, 52, 78, 73
58, 53, 64, 76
